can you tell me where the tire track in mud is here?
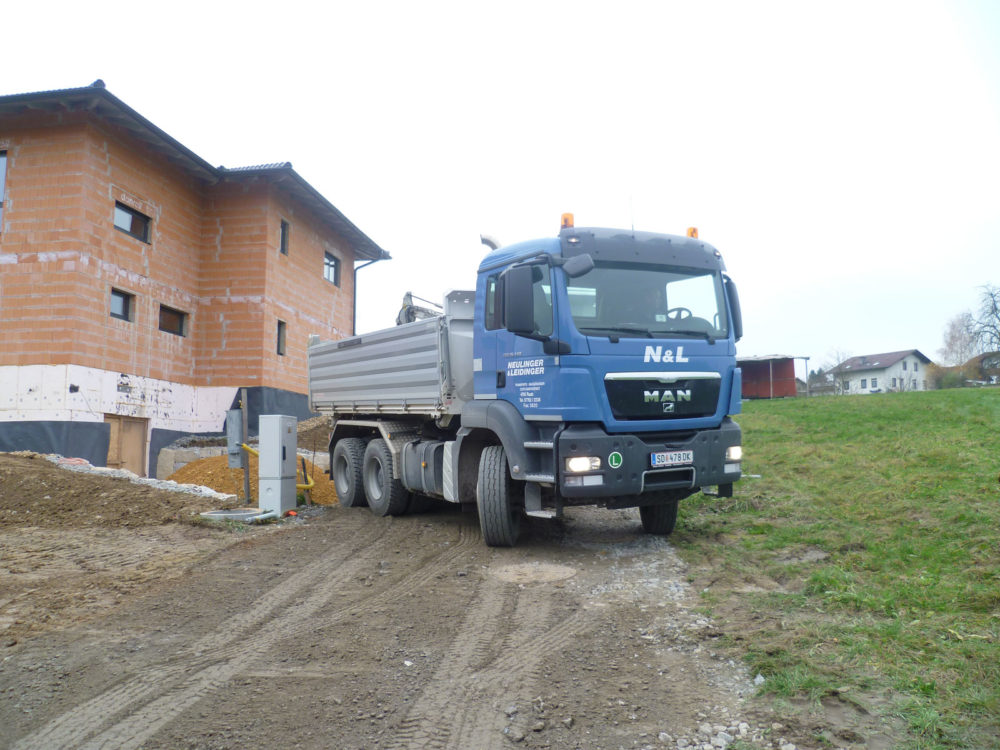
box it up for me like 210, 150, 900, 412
13, 519, 477, 750
386, 569, 584, 750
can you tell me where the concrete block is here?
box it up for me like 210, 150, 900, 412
156, 448, 176, 479
172, 448, 201, 464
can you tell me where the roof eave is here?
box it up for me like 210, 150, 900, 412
0, 82, 218, 182
220, 165, 389, 261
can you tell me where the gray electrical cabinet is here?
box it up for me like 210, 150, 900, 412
258, 414, 297, 515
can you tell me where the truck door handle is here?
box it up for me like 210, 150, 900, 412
496, 371, 506, 388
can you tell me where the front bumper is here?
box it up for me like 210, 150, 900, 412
557, 418, 741, 500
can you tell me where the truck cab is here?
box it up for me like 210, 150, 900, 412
458, 221, 743, 541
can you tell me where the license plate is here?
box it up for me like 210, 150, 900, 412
650, 450, 693, 468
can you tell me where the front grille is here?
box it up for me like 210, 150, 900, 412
643, 467, 696, 490
605, 379, 719, 420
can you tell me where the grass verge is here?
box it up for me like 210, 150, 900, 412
672, 388, 1000, 749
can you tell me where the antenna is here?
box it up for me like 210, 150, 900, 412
629, 195, 634, 235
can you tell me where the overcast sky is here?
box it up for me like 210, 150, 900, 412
5, 1, 999, 376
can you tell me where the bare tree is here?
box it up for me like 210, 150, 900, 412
970, 284, 1000, 353
823, 348, 853, 394
937, 311, 979, 366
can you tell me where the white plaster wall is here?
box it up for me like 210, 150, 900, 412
882, 359, 927, 391
0, 364, 236, 433
842, 358, 928, 394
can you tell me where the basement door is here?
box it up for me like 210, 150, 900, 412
104, 414, 148, 477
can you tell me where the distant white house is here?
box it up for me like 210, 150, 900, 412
835, 350, 933, 394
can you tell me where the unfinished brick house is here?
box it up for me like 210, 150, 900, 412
0, 81, 388, 476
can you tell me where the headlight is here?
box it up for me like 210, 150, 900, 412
565, 456, 601, 473
725, 445, 742, 461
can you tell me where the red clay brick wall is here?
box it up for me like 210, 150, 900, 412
258, 184, 356, 394
197, 182, 269, 387
0, 110, 357, 395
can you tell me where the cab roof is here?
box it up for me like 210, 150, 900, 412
478, 226, 726, 273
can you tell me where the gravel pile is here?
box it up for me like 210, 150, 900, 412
42, 454, 235, 500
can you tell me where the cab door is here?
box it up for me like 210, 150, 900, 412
495, 263, 559, 415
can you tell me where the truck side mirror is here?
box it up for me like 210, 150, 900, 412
560, 253, 594, 278
724, 275, 743, 342
503, 264, 536, 335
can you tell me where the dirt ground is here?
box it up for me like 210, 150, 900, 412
0, 432, 892, 750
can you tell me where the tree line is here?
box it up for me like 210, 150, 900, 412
938, 284, 1000, 366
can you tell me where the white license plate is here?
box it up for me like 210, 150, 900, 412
650, 450, 694, 468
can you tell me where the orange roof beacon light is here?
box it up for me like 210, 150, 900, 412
561, 213, 574, 229
686, 227, 699, 239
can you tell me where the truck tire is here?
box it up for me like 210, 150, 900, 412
362, 439, 410, 516
639, 498, 679, 535
332, 438, 366, 508
476, 445, 521, 547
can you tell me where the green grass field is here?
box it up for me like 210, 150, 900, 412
674, 388, 1000, 749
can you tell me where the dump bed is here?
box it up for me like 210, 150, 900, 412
308, 290, 474, 418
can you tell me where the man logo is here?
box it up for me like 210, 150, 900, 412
644, 389, 692, 403
662, 402, 675, 413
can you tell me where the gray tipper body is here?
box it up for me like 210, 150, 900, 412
308, 290, 474, 421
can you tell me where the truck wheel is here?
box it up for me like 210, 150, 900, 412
639, 499, 679, 535
332, 438, 366, 508
476, 445, 521, 547
362, 439, 410, 516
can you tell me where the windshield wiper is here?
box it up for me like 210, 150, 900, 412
661, 329, 717, 344
579, 326, 653, 340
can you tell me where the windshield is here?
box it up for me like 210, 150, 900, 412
566, 261, 729, 339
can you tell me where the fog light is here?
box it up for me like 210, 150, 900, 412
725, 445, 742, 461
565, 456, 601, 473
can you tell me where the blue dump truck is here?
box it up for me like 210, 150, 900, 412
308, 216, 743, 546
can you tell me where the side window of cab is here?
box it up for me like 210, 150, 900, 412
531, 265, 553, 337
485, 274, 503, 330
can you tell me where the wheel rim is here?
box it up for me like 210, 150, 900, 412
364, 458, 384, 502
333, 455, 349, 494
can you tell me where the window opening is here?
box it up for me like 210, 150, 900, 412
110, 288, 134, 321
114, 202, 151, 242
323, 252, 340, 285
279, 220, 290, 255
158, 304, 187, 336
0, 151, 6, 231
277, 320, 287, 355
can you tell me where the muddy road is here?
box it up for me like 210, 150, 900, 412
0, 497, 804, 750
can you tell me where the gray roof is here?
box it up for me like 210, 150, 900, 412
0, 81, 389, 261
836, 349, 932, 373
737, 355, 799, 363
